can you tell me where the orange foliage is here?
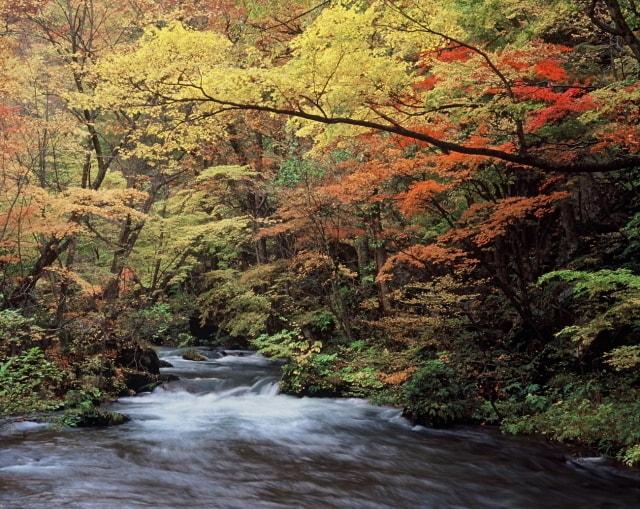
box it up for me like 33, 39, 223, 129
381, 367, 416, 385
456, 192, 570, 247
400, 180, 450, 216
379, 244, 476, 280
591, 125, 640, 154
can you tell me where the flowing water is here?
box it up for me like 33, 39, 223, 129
1, 348, 639, 509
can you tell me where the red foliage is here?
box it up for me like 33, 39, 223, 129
534, 59, 568, 82
413, 75, 440, 91
591, 125, 640, 154
511, 86, 596, 131
437, 46, 474, 63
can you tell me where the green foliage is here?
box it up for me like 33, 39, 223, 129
539, 269, 640, 351
253, 329, 335, 394
403, 359, 476, 427
538, 268, 640, 296
177, 332, 196, 347
622, 445, 640, 467
337, 366, 384, 395
252, 329, 320, 361
503, 389, 640, 462
60, 387, 128, 427
116, 297, 195, 345
275, 157, 324, 187
199, 269, 272, 340
0, 309, 45, 359
59, 387, 105, 426
479, 382, 552, 424
309, 311, 336, 333
451, 0, 582, 46
253, 330, 385, 396
136, 303, 173, 343
605, 345, 640, 371
622, 213, 640, 269
0, 347, 66, 416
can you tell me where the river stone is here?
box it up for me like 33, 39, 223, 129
74, 409, 130, 428
181, 350, 208, 361
123, 369, 160, 393
159, 360, 174, 368
117, 346, 160, 374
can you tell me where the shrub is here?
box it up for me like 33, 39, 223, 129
403, 359, 476, 427
0, 347, 66, 415
59, 387, 128, 427
502, 389, 640, 461
0, 309, 46, 359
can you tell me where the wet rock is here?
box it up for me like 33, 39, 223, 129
123, 369, 160, 393
159, 373, 180, 383
71, 409, 130, 427
202, 349, 226, 359
118, 346, 160, 374
181, 349, 208, 361
159, 360, 174, 368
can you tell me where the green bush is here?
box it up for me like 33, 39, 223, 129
0, 309, 46, 359
199, 270, 271, 340
502, 389, 640, 463
138, 303, 173, 343
623, 445, 640, 467
59, 387, 127, 427
252, 329, 319, 361
0, 347, 66, 416
117, 298, 195, 345
403, 359, 476, 427
254, 331, 385, 397
537, 269, 640, 352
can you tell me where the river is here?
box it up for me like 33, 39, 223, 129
1, 348, 639, 508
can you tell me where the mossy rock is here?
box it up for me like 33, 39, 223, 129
182, 349, 208, 361
123, 369, 160, 393
63, 408, 129, 427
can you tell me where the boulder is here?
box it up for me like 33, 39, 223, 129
181, 349, 208, 361
123, 369, 160, 393
118, 345, 160, 374
72, 409, 130, 427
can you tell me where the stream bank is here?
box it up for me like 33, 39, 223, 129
1, 347, 639, 508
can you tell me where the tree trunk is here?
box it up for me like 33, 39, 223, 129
355, 235, 371, 287
370, 204, 391, 314
54, 237, 77, 326
7, 237, 72, 308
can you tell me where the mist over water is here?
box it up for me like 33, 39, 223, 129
1, 348, 639, 509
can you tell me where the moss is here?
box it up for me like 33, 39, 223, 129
181, 348, 208, 361
60, 407, 129, 427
